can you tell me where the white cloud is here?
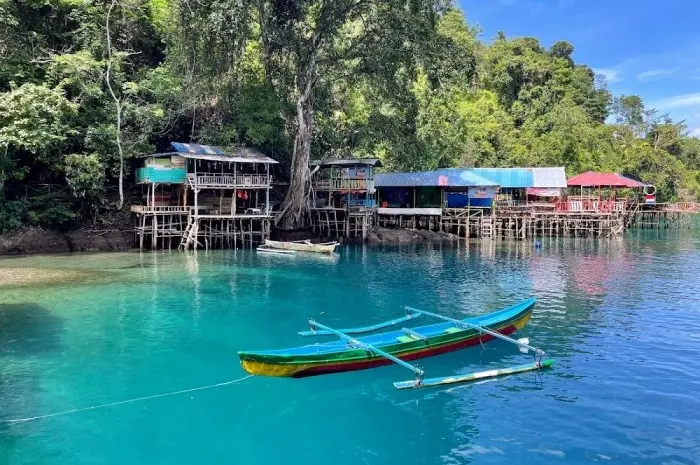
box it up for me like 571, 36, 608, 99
593, 68, 622, 84
654, 92, 700, 110
690, 127, 700, 137
637, 67, 679, 81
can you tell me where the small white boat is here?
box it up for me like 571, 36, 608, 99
264, 239, 339, 254
257, 246, 296, 255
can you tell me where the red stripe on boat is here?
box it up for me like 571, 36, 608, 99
292, 324, 518, 378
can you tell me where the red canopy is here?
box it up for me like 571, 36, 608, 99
567, 171, 645, 188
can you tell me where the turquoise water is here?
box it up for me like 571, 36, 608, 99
1, 230, 699, 464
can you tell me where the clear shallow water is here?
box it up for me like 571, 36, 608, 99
1, 230, 699, 465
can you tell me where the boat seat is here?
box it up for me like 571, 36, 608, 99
396, 328, 427, 343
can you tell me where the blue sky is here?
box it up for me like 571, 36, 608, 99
458, 0, 700, 136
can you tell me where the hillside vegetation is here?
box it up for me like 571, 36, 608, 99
1, 0, 698, 231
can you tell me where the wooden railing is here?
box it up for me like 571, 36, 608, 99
187, 173, 271, 188
555, 199, 626, 213
648, 202, 700, 212
313, 179, 373, 190
495, 199, 527, 207
130, 205, 191, 214
441, 207, 486, 218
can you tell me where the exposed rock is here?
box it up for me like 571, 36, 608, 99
0, 212, 458, 256
0, 227, 71, 255
0, 210, 136, 255
271, 228, 318, 242
272, 226, 459, 245
66, 230, 134, 252
364, 226, 459, 244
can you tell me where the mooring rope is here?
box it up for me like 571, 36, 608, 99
1, 375, 253, 424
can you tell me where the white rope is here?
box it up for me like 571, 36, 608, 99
1, 375, 253, 424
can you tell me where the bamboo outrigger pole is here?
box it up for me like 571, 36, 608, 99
404, 306, 546, 358
394, 306, 553, 390
308, 319, 424, 382
300, 312, 422, 337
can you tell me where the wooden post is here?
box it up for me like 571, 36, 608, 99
265, 163, 270, 215
139, 214, 145, 250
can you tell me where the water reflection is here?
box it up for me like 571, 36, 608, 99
0, 230, 699, 465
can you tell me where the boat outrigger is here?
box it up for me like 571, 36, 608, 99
238, 298, 554, 390
264, 239, 339, 254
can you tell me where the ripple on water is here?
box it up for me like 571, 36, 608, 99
0, 231, 699, 465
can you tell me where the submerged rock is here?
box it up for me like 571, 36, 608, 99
0, 266, 98, 288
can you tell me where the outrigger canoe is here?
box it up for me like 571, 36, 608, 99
238, 298, 553, 389
264, 239, 338, 254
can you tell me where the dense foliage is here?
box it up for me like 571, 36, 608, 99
0, 0, 698, 231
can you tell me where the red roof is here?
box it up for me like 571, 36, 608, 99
567, 171, 645, 188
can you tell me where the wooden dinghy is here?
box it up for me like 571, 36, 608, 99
238, 298, 554, 389
256, 246, 296, 255
264, 239, 339, 254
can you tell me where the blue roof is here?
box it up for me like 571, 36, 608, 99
470, 168, 534, 188
170, 142, 225, 155
375, 169, 498, 188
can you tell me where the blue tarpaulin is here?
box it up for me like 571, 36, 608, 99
446, 192, 468, 208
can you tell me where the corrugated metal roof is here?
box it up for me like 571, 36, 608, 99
375, 169, 498, 187
531, 167, 567, 188
178, 152, 278, 164
567, 171, 644, 188
471, 168, 534, 188
171, 142, 225, 155
146, 143, 278, 164
311, 158, 382, 167
374, 166, 567, 188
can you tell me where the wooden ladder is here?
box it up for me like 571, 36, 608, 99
481, 216, 494, 238
179, 216, 197, 250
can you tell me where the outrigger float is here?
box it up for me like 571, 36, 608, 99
238, 298, 554, 390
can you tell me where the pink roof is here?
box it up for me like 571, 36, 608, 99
567, 171, 645, 188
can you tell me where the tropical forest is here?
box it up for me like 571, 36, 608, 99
1, 0, 699, 232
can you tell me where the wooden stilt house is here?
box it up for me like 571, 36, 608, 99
375, 169, 499, 236
310, 158, 381, 239
132, 142, 278, 249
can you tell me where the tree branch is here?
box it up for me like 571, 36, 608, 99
105, 0, 125, 210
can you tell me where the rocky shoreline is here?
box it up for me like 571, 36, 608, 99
0, 220, 458, 256
0, 227, 135, 255
0, 226, 458, 255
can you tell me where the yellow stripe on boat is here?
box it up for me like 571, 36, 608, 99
240, 310, 533, 378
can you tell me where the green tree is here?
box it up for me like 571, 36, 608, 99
0, 83, 77, 197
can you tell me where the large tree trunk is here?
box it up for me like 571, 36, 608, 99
276, 93, 314, 230
275, 42, 319, 230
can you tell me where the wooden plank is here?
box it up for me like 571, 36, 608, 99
402, 327, 427, 340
